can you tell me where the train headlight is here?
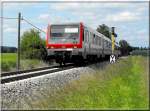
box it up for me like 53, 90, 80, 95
51, 46, 54, 49
62, 46, 66, 48
74, 46, 77, 48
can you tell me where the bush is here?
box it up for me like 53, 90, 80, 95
21, 29, 47, 60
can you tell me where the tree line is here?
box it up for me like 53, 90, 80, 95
1, 46, 17, 53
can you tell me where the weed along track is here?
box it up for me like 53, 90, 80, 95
1, 63, 75, 84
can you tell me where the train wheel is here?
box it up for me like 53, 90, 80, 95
59, 62, 63, 67
63, 61, 66, 66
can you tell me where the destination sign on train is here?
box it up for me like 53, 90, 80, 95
65, 28, 78, 33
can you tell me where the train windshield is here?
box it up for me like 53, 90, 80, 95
49, 25, 80, 44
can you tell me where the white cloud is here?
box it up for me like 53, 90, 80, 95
4, 27, 17, 33
38, 14, 50, 20
137, 29, 148, 35
38, 13, 65, 24
50, 3, 80, 11
105, 11, 140, 22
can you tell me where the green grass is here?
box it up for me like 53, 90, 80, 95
1, 53, 17, 62
1, 53, 49, 72
24, 56, 149, 110
1, 53, 17, 71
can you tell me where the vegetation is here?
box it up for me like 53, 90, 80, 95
20, 59, 49, 70
96, 24, 111, 39
1, 53, 49, 72
119, 40, 132, 55
20, 29, 47, 60
131, 50, 149, 56
1, 53, 17, 71
22, 56, 149, 110
1, 29, 49, 72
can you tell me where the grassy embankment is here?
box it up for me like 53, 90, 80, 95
1, 53, 49, 72
24, 56, 149, 110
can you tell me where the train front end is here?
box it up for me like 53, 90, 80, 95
46, 23, 83, 65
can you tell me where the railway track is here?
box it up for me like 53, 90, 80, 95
1, 58, 111, 84
1, 63, 75, 84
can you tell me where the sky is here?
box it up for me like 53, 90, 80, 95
1, 1, 149, 47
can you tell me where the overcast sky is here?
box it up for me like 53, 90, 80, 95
2, 2, 149, 47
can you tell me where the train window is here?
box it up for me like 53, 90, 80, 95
98, 36, 100, 45
86, 31, 88, 43
87, 32, 89, 42
91, 33, 93, 43
84, 30, 86, 42
106, 41, 108, 48
50, 25, 79, 44
87, 31, 89, 42
85, 30, 89, 43
99, 37, 101, 46
96, 36, 99, 45
86, 31, 88, 42
93, 34, 95, 44
93, 34, 96, 38
97, 36, 98, 45
51, 33, 63, 37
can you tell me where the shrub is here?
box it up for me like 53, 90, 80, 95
20, 29, 47, 60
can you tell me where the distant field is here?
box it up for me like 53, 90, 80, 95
24, 56, 149, 110
1, 53, 49, 72
1, 53, 17, 71
131, 50, 149, 56
1, 53, 17, 63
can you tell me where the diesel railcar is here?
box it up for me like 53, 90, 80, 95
46, 22, 120, 65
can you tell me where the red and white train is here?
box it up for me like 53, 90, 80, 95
46, 22, 120, 65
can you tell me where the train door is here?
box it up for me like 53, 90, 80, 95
88, 32, 92, 54
83, 29, 87, 59
84, 29, 90, 55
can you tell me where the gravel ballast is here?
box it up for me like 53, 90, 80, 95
1, 66, 96, 109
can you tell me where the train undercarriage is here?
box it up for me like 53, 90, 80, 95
47, 51, 113, 66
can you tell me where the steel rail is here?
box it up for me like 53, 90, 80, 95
1, 63, 75, 84
1, 65, 58, 77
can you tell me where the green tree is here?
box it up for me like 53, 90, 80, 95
20, 29, 47, 60
96, 24, 111, 39
119, 40, 132, 55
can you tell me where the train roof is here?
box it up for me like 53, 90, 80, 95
50, 22, 80, 26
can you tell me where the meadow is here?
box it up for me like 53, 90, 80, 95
1, 53, 17, 71
21, 56, 149, 110
1, 53, 49, 72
